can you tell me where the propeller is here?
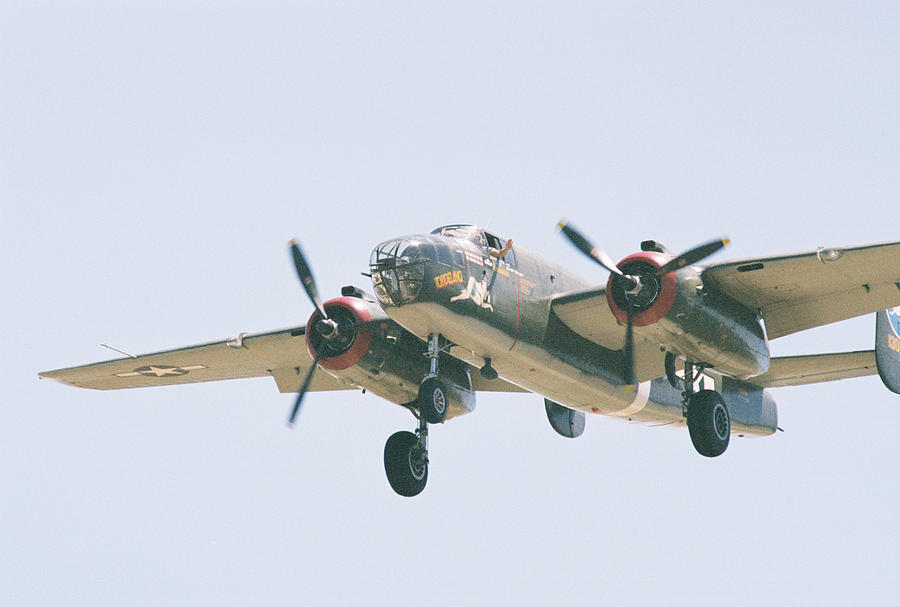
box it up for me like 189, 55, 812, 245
286, 239, 331, 428
557, 220, 729, 385
652, 237, 730, 277
290, 239, 328, 321
287, 349, 323, 427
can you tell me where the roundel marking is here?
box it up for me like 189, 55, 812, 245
888, 306, 900, 337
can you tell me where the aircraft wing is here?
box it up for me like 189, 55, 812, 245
40, 326, 529, 395
702, 241, 900, 339
747, 350, 877, 388
550, 287, 624, 349
38, 327, 353, 393
549, 287, 665, 381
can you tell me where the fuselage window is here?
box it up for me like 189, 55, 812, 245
484, 233, 501, 251
436, 244, 453, 266
419, 242, 436, 263
504, 246, 517, 267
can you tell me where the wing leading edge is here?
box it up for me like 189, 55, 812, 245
40, 327, 528, 395
39, 327, 351, 393
702, 240, 900, 339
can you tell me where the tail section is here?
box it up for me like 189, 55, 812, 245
875, 308, 900, 394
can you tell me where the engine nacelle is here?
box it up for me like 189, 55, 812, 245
606, 252, 769, 379
306, 290, 476, 419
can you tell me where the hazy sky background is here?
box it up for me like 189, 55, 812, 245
3, 2, 899, 605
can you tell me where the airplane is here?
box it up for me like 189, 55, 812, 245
40, 222, 900, 497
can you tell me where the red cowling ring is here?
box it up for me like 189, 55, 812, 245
306, 296, 374, 371
605, 251, 677, 328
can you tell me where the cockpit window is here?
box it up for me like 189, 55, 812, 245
431, 224, 486, 247
435, 244, 453, 266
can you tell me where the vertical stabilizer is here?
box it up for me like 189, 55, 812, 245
875, 308, 900, 394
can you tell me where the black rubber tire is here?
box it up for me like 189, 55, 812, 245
687, 389, 730, 458
417, 376, 448, 424
383, 431, 428, 497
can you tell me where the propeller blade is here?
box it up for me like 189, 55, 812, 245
286, 350, 323, 427
623, 301, 635, 385
654, 237, 730, 277
557, 221, 624, 277
289, 239, 328, 320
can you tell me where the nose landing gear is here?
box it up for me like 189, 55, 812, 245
384, 333, 448, 497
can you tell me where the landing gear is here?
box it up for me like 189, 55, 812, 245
384, 416, 429, 497
687, 390, 730, 457
418, 376, 448, 424
418, 333, 448, 423
680, 361, 730, 457
384, 333, 449, 496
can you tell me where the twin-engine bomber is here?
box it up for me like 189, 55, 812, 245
41, 222, 900, 496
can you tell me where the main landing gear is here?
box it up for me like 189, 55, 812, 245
679, 360, 730, 458
384, 416, 429, 497
383, 333, 446, 497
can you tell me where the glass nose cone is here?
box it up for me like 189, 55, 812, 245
369, 238, 430, 305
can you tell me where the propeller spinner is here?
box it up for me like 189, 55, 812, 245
557, 221, 729, 384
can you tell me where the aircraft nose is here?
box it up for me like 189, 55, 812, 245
369, 238, 431, 306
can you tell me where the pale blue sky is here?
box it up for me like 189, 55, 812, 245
3, 2, 899, 605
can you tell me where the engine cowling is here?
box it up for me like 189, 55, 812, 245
305, 291, 476, 419
606, 253, 769, 379
605, 251, 677, 327
306, 296, 376, 371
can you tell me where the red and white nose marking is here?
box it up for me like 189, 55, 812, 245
605, 251, 678, 327
305, 296, 374, 371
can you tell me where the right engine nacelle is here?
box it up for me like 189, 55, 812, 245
606, 252, 769, 379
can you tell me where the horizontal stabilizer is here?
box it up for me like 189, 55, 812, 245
749, 350, 877, 388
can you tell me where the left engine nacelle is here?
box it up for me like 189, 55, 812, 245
306, 290, 476, 419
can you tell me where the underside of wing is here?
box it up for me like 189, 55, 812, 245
39, 327, 351, 393
549, 287, 665, 382
40, 326, 530, 396
703, 241, 900, 339
550, 287, 624, 349
748, 350, 877, 388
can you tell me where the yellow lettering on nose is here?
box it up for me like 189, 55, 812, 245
434, 271, 463, 290
889, 334, 900, 354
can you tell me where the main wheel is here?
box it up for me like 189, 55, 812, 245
384, 431, 428, 497
686, 389, 730, 457
417, 376, 448, 424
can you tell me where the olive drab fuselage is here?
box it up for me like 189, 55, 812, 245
369, 225, 777, 436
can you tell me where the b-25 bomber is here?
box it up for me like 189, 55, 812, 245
41, 222, 900, 496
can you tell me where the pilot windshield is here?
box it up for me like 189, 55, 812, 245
432, 225, 486, 248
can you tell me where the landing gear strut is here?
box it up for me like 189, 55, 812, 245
418, 333, 448, 424
384, 414, 429, 497
385, 333, 448, 497
681, 360, 730, 457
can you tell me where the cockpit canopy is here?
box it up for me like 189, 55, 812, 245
369, 225, 514, 307
430, 224, 486, 247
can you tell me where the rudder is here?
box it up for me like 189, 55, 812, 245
874, 308, 900, 394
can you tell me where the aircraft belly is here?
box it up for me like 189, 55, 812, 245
385, 302, 776, 435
